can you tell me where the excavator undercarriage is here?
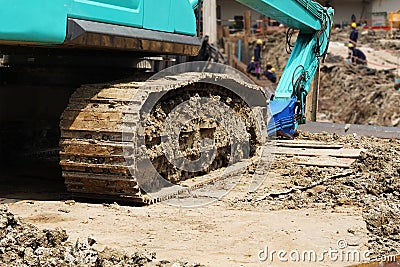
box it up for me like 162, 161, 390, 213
60, 72, 267, 203
0, 55, 267, 203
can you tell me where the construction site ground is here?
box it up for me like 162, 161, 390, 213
1, 131, 400, 266
1, 29, 400, 266
0, 174, 367, 266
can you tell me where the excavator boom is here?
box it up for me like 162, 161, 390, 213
236, 0, 334, 137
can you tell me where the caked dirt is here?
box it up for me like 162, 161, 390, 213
2, 132, 400, 266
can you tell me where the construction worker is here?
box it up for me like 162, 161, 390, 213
264, 65, 277, 83
348, 43, 366, 65
349, 22, 358, 45
246, 56, 256, 76
254, 39, 262, 79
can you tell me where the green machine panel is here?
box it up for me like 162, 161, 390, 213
0, 0, 197, 45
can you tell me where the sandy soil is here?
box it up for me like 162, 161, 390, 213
3, 179, 367, 266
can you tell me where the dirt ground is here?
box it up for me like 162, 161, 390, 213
1, 132, 399, 266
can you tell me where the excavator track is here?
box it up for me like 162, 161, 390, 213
60, 72, 268, 203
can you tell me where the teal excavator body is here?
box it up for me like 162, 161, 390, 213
0, 0, 333, 138
0, 0, 197, 39
0, 0, 200, 56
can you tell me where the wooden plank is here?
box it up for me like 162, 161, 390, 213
273, 140, 332, 143
223, 26, 230, 37
293, 156, 357, 168
274, 139, 344, 145
273, 147, 366, 158
275, 142, 344, 149
217, 25, 223, 39
306, 65, 320, 122
244, 10, 251, 36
